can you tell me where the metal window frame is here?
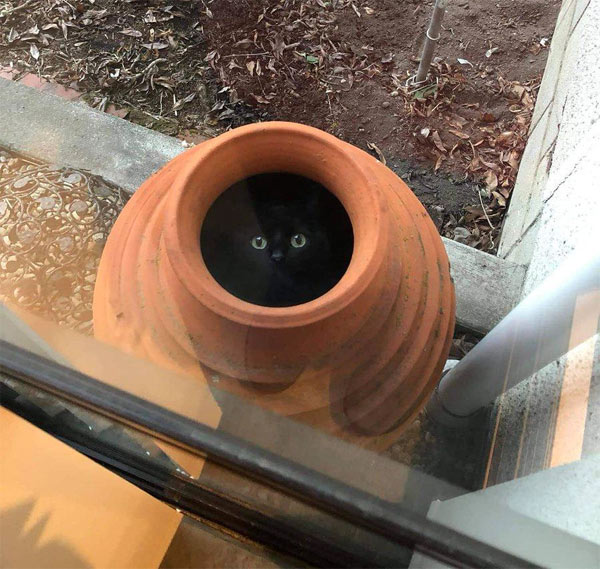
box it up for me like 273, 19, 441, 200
0, 340, 540, 569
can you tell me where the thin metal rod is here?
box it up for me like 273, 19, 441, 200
0, 339, 539, 569
415, 0, 448, 83
430, 245, 600, 424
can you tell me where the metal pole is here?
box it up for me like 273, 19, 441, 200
415, 0, 448, 84
428, 244, 600, 426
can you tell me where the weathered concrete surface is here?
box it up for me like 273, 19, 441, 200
498, 0, 597, 264
0, 77, 185, 192
521, 123, 600, 296
0, 76, 525, 333
443, 239, 525, 334
500, 0, 600, 296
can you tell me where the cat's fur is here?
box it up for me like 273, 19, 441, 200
200, 173, 354, 307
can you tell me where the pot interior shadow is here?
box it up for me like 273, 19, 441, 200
201, 173, 354, 307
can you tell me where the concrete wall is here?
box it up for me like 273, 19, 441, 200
498, 0, 598, 268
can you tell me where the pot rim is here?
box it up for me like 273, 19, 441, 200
164, 121, 388, 329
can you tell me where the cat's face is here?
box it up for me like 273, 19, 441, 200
201, 173, 353, 307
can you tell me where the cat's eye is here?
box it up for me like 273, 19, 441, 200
251, 235, 267, 250
290, 233, 307, 248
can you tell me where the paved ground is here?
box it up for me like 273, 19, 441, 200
0, 147, 127, 334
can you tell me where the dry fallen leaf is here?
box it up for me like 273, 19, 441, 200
508, 150, 520, 170
453, 226, 471, 244
485, 170, 498, 191
7, 28, 19, 43
492, 191, 506, 207
496, 131, 515, 146
431, 131, 447, 153
106, 105, 129, 118
435, 154, 445, 171
119, 28, 143, 37
246, 60, 256, 75
173, 92, 196, 110
367, 142, 387, 165
529, 43, 542, 56
252, 94, 270, 104
512, 84, 526, 99
449, 129, 469, 140
448, 114, 468, 128
30, 44, 40, 60
142, 42, 169, 50
479, 155, 497, 169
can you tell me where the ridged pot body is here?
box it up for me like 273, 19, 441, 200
93, 122, 455, 442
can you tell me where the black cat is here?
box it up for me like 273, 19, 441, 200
200, 173, 354, 307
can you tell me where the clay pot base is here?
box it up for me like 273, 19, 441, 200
93, 122, 455, 450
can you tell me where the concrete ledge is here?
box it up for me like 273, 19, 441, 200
443, 239, 525, 334
0, 78, 525, 333
0, 78, 185, 191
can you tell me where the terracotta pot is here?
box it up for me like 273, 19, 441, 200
93, 122, 455, 444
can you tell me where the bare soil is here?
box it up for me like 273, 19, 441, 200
0, 0, 561, 250
201, 0, 560, 250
